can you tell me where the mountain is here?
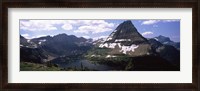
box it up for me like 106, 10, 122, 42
26, 33, 93, 56
20, 33, 93, 63
92, 20, 153, 57
105, 20, 147, 44
20, 47, 48, 63
148, 38, 180, 66
86, 20, 180, 70
148, 36, 180, 66
92, 38, 107, 46
20, 35, 37, 48
148, 38, 163, 50
153, 35, 180, 50
20, 20, 180, 71
20, 35, 28, 46
20, 36, 49, 63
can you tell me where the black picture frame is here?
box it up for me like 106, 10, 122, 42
1, 0, 199, 91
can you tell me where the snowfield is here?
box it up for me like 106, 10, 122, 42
39, 39, 46, 42
106, 55, 117, 58
99, 42, 139, 54
154, 38, 158, 41
120, 44, 139, 54
99, 43, 120, 49
115, 39, 131, 42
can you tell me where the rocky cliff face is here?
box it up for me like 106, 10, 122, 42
105, 20, 147, 44
97, 20, 153, 57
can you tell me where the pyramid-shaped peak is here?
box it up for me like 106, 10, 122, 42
123, 20, 133, 24
115, 20, 136, 31
105, 20, 148, 45
119, 20, 135, 28
112, 20, 137, 34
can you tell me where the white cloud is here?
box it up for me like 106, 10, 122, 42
74, 25, 113, 34
20, 20, 62, 31
38, 34, 54, 37
21, 34, 47, 39
82, 36, 90, 39
20, 20, 115, 34
141, 20, 179, 25
141, 20, 160, 25
74, 20, 115, 34
21, 34, 30, 39
31, 35, 48, 39
142, 31, 154, 36
62, 24, 73, 30
163, 20, 179, 22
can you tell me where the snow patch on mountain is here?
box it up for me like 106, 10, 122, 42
109, 43, 117, 48
163, 42, 168, 44
154, 38, 158, 41
39, 39, 46, 42
90, 54, 101, 57
38, 39, 47, 45
115, 39, 131, 42
106, 37, 112, 41
117, 43, 122, 48
27, 40, 30, 43
120, 44, 139, 54
106, 30, 117, 41
92, 38, 107, 45
106, 55, 117, 58
99, 42, 139, 54
99, 43, 109, 48
99, 43, 121, 49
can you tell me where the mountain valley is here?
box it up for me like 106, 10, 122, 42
20, 20, 180, 71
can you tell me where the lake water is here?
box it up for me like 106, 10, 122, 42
58, 59, 114, 71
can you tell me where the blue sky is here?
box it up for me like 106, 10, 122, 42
20, 19, 180, 42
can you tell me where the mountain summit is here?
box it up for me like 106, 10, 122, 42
96, 20, 153, 57
105, 20, 147, 44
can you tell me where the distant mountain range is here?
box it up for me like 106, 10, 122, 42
20, 34, 93, 63
152, 35, 180, 50
20, 20, 180, 71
